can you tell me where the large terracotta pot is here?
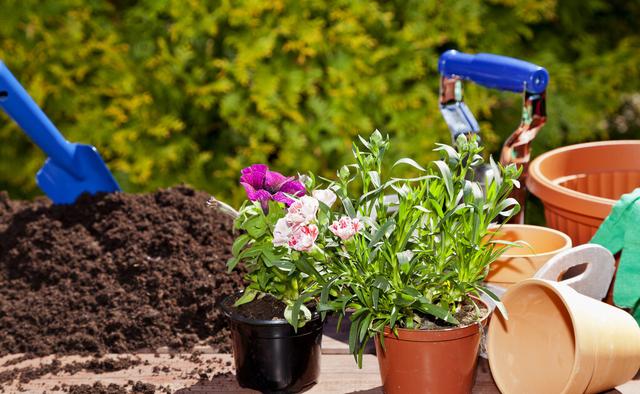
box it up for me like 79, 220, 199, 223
527, 140, 640, 245
374, 299, 490, 394
488, 278, 640, 394
485, 224, 572, 287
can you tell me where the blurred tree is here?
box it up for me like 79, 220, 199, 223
0, 0, 638, 206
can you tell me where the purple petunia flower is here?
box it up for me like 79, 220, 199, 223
240, 164, 306, 210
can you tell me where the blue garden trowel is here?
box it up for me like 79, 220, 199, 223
0, 62, 120, 204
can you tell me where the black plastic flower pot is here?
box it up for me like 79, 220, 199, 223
221, 295, 323, 394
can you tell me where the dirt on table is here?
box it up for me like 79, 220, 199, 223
0, 186, 245, 357
0, 356, 143, 386
64, 380, 166, 394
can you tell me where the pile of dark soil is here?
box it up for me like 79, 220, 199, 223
0, 186, 244, 356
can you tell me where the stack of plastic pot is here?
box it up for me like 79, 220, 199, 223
527, 140, 640, 245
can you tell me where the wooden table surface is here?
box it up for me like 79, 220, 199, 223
1, 351, 637, 394
0, 319, 638, 393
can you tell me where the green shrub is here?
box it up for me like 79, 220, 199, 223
0, 0, 638, 206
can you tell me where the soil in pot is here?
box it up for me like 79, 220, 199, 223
227, 293, 288, 320
222, 294, 323, 394
375, 298, 490, 394
0, 186, 245, 356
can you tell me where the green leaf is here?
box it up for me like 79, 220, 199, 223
396, 250, 414, 266
368, 171, 381, 188
358, 134, 372, 150
372, 275, 391, 291
227, 256, 241, 272
341, 196, 356, 217
401, 287, 421, 299
496, 197, 520, 217
288, 293, 313, 330
372, 287, 380, 309
234, 288, 258, 307
434, 143, 460, 161
348, 315, 362, 354
392, 158, 426, 172
231, 234, 251, 257
433, 160, 454, 200
319, 278, 337, 320
389, 306, 399, 328
244, 215, 267, 238
369, 219, 396, 247
478, 286, 508, 320
358, 185, 384, 205
271, 260, 295, 271
415, 302, 459, 325
359, 313, 373, 342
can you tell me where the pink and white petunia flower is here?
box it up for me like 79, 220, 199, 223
286, 195, 319, 225
272, 218, 292, 247
288, 224, 319, 252
329, 216, 362, 241
312, 189, 337, 208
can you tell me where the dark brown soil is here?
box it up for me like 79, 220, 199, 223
223, 293, 320, 322
0, 186, 245, 356
225, 293, 287, 320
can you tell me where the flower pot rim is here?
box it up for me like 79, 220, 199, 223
221, 292, 321, 327
527, 140, 640, 218
382, 297, 491, 341
489, 224, 572, 259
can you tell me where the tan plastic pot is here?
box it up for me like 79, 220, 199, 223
374, 299, 490, 394
488, 278, 640, 394
485, 224, 572, 287
527, 140, 640, 245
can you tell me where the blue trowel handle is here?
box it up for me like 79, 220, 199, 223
438, 50, 549, 94
0, 62, 76, 172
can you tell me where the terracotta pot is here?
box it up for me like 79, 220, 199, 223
488, 278, 640, 394
375, 298, 490, 394
485, 224, 572, 287
527, 140, 640, 245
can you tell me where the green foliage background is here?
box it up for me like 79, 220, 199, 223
1, 0, 639, 207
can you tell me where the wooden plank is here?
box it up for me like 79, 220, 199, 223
0, 353, 637, 393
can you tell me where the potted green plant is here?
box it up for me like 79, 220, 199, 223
222, 163, 340, 393
316, 131, 521, 394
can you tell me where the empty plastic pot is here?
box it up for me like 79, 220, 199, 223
485, 224, 572, 287
488, 278, 640, 394
527, 140, 640, 245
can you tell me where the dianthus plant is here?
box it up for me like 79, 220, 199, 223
315, 131, 522, 366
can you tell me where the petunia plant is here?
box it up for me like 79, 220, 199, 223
228, 164, 352, 327
239, 164, 306, 210
314, 130, 522, 366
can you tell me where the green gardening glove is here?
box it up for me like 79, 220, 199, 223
591, 188, 640, 320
